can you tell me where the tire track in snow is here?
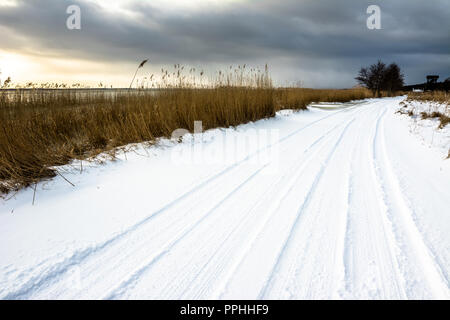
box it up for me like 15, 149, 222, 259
341, 138, 356, 296
104, 164, 268, 299
214, 114, 363, 300
340, 103, 407, 299
258, 118, 355, 299
175, 117, 356, 299
338, 109, 366, 298
372, 107, 410, 298
339, 104, 386, 297
6, 161, 268, 299
265, 108, 366, 299
110, 112, 359, 299
373, 105, 449, 298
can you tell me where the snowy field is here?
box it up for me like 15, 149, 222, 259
398, 99, 450, 158
0, 96, 449, 299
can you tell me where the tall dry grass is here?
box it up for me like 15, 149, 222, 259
0, 66, 373, 194
407, 91, 450, 104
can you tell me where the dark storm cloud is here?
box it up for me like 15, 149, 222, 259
0, 0, 449, 87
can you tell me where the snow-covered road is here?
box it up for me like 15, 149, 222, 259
1, 97, 449, 299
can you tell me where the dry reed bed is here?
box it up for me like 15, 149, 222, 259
407, 91, 450, 104
0, 86, 372, 194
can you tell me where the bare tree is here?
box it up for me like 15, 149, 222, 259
383, 63, 404, 94
356, 60, 387, 97
356, 61, 404, 97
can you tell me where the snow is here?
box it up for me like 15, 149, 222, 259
0, 96, 449, 299
397, 99, 450, 158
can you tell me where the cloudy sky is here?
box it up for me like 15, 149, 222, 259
0, 0, 449, 88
